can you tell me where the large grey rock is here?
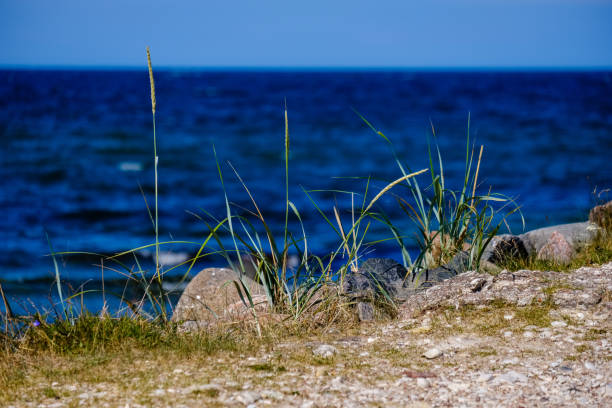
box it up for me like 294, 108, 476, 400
519, 222, 600, 255
171, 267, 266, 323
479, 222, 600, 265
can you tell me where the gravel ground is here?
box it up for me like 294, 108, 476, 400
5, 264, 611, 408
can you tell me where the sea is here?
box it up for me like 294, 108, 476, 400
1, 69, 611, 315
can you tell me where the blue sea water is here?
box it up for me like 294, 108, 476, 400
0, 69, 611, 313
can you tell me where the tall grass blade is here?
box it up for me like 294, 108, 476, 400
45, 232, 65, 319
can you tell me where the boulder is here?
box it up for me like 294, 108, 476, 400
171, 267, 266, 324
536, 231, 574, 264
481, 234, 529, 264
342, 258, 409, 301
589, 200, 612, 230
519, 222, 599, 255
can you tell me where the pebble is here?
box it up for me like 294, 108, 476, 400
584, 362, 596, 370
423, 348, 443, 359
416, 378, 430, 387
494, 370, 528, 384
447, 382, 469, 392
235, 391, 261, 405
551, 320, 568, 328
313, 344, 337, 358
477, 373, 494, 382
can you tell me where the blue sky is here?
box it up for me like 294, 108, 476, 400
0, 0, 611, 68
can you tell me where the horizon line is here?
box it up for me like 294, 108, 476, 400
1, 64, 611, 72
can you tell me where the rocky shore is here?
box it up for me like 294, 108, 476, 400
12, 261, 611, 408
151, 202, 611, 407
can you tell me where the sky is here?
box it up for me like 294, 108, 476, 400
0, 0, 611, 68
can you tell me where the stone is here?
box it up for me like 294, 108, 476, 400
416, 378, 431, 387
234, 390, 261, 405
399, 261, 612, 320
342, 258, 409, 300
423, 348, 443, 359
589, 200, 612, 230
536, 231, 574, 264
470, 277, 487, 292
481, 234, 529, 264
313, 344, 337, 359
356, 302, 374, 321
520, 222, 599, 256
584, 362, 596, 370
494, 370, 528, 384
171, 267, 266, 324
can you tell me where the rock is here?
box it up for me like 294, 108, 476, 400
494, 370, 528, 384
470, 277, 487, 292
313, 344, 337, 359
589, 200, 612, 230
342, 258, 409, 300
423, 348, 443, 359
536, 231, 574, 264
551, 320, 567, 328
234, 390, 261, 405
416, 378, 431, 387
356, 302, 374, 321
552, 288, 602, 307
399, 262, 612, 320
171, 267, 266, 324
520, 222, 600, 255
481, 234, 529, 264
407, 251, 469, 291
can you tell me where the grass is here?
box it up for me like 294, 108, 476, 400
430, 299, 554, 338
357, 112, 523, 274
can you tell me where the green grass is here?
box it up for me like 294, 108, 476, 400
357, 112, 523, 274
5, 314, 245, 355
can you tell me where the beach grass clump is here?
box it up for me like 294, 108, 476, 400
203, 105, 427, 328
356, 112, 522, 274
